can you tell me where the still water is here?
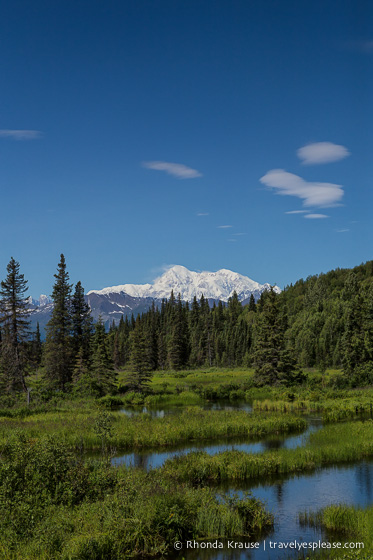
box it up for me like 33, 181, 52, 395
119, 400, 253, 418
115, 403, 371, 558
112, 420, 321, 470
179, 461, 373, 559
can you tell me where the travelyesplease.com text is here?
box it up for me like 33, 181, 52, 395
174, 539, 364, 551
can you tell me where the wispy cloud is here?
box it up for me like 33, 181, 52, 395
217, 225, 232, 229
285, 210, 308, 214
336, 229, 350, 232
196, 212, 209, 216
142, 161, 202, 179
0, 129, 42, 140
232, 232, 246, 236
304, 214, 329, 219
228, 238, 237, 242
260, 169, 344, 207
297, 142, 350, 165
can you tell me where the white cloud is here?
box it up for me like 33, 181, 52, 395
142, 161, 202, 179
217, 225, 232, 229
0, 129, 42, 140
196, 212, 209, 216
232, 232, 246, 236
260, 169, 344, 207
285, 210, 308, 214
336, 229, 350, 232
304, 214, 329, 219
228, 238, 237, 242
297, 142, 350, 165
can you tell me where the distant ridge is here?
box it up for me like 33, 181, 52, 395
29, 265, 280, 331
87, 265, 280, 303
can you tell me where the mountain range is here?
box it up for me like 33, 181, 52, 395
29, 265, 280, 332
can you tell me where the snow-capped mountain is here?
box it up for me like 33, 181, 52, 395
87, 265, 280, 303
27, 295, 54, 336
28, 266, 280, 333
27, 294, 52, 307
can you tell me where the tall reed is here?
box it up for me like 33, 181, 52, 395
0, 408, 306, 451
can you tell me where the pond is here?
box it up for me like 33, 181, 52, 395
111, 417, 321, 470
178, 460, 373, 559
115, 401, 371, 558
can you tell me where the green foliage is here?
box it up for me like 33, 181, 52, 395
0, 257, 30, 392
0, 434, 273, 559
71, 280, 93, 366
253, 288, 301, 386
0, 406, 306, 451
300, 504, 373, 558
126, 316, 153, 392
43, 254, 73, 392
162, 419, 373, 485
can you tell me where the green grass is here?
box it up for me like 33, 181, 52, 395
299, 504, 373, 559
253, 395, 373, 422
0, 434, 273, 559
160, 420, 373, 484
117, 367, 256, 395
0, 407, 307, 451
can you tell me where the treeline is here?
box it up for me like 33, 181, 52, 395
1, 255, 373, 397
107, 260, 373, 387
282, 261, 373, 381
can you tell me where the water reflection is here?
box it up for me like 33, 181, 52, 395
356, 462, 373, 500
178, 460, 373, 560
119, 400, 253, 418
112, 421, 320, 470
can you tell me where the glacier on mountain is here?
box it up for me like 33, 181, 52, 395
87, 265, 280, 303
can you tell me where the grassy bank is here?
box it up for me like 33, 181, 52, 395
299, 504, 373, 559
0, 434, 273, 559
254, 395, 373, 422
161, 420, 373, 484
0, 407, 307, 451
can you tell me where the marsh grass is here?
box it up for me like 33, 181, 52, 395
254, 397, 373, 422
299, 504, 373, 559
0, 435, 273, 559
0, 407, 306, 451
161, 420, 373, 484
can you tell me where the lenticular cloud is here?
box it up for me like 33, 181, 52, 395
297, 142, 350, 165
260, 169, 344, 207
142, 161, 202, 179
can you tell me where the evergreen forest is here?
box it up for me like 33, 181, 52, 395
1, 254, 373, 399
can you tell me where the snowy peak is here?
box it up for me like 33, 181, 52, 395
26, 294, 52, 307
38, 294, 52, 306
87, 265, 280, 303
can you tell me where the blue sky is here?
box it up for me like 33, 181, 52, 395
1, 0, 372, 297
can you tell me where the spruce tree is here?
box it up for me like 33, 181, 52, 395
44, 254, 73, 392
168, 294, 188, 369
248, 294, 256, 312
0, 257, 30, 392
127, 316, 153, 392
90, 319, 116, 396
71, 281, 93, 363
341, 273, 365, 378
253, 287, 299, 386
30, 322, 43, 369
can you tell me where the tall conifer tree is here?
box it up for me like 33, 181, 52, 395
253, 287, 299, 386
71, 281, 93, 363
0, 257, 30, 392
44, 254, 73, 391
